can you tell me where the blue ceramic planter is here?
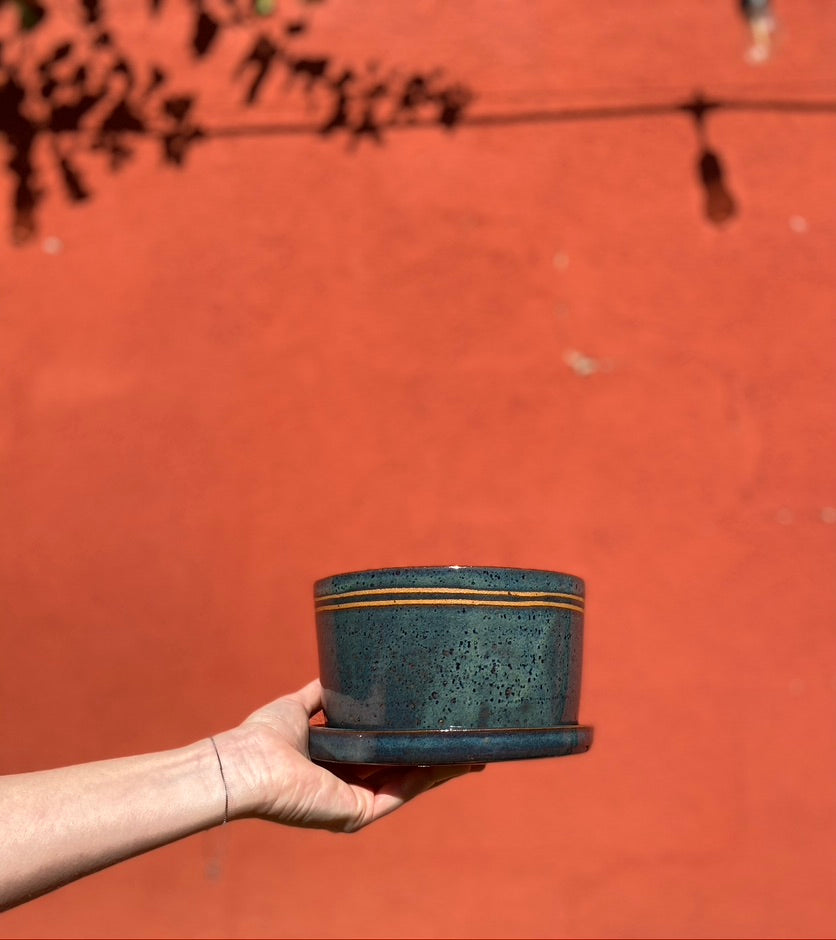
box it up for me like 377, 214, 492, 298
309, 566, 592, 764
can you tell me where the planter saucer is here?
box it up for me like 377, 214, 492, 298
308, 724, 593, 766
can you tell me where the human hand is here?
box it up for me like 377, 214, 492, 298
216, 680, 483, 833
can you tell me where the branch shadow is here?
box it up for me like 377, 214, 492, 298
0, 0, 474, 244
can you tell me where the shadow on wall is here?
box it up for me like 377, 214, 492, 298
0, 0, 474, 244
1, 1, 833, 242
683, 92, 737, 226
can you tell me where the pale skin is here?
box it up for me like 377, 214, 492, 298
0, 679, 482, 911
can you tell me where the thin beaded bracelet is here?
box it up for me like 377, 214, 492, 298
209, 737, 229, 825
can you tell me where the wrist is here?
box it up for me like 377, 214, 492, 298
209, 725, 275, 821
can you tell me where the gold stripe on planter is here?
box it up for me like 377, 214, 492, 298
315, 598, 585, 613
316, 586, 584, 604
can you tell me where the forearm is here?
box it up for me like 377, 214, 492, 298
0, 680, 473, 911
0, 735, 240, 910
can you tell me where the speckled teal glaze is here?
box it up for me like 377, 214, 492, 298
309, 725, 593, 765
314, 566, 585, 732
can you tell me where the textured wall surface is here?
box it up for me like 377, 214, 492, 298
1, 1, 834, 937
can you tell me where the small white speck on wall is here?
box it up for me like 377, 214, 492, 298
563, 349, 611, 378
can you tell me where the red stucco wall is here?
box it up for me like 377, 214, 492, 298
1, 2, 834, 937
